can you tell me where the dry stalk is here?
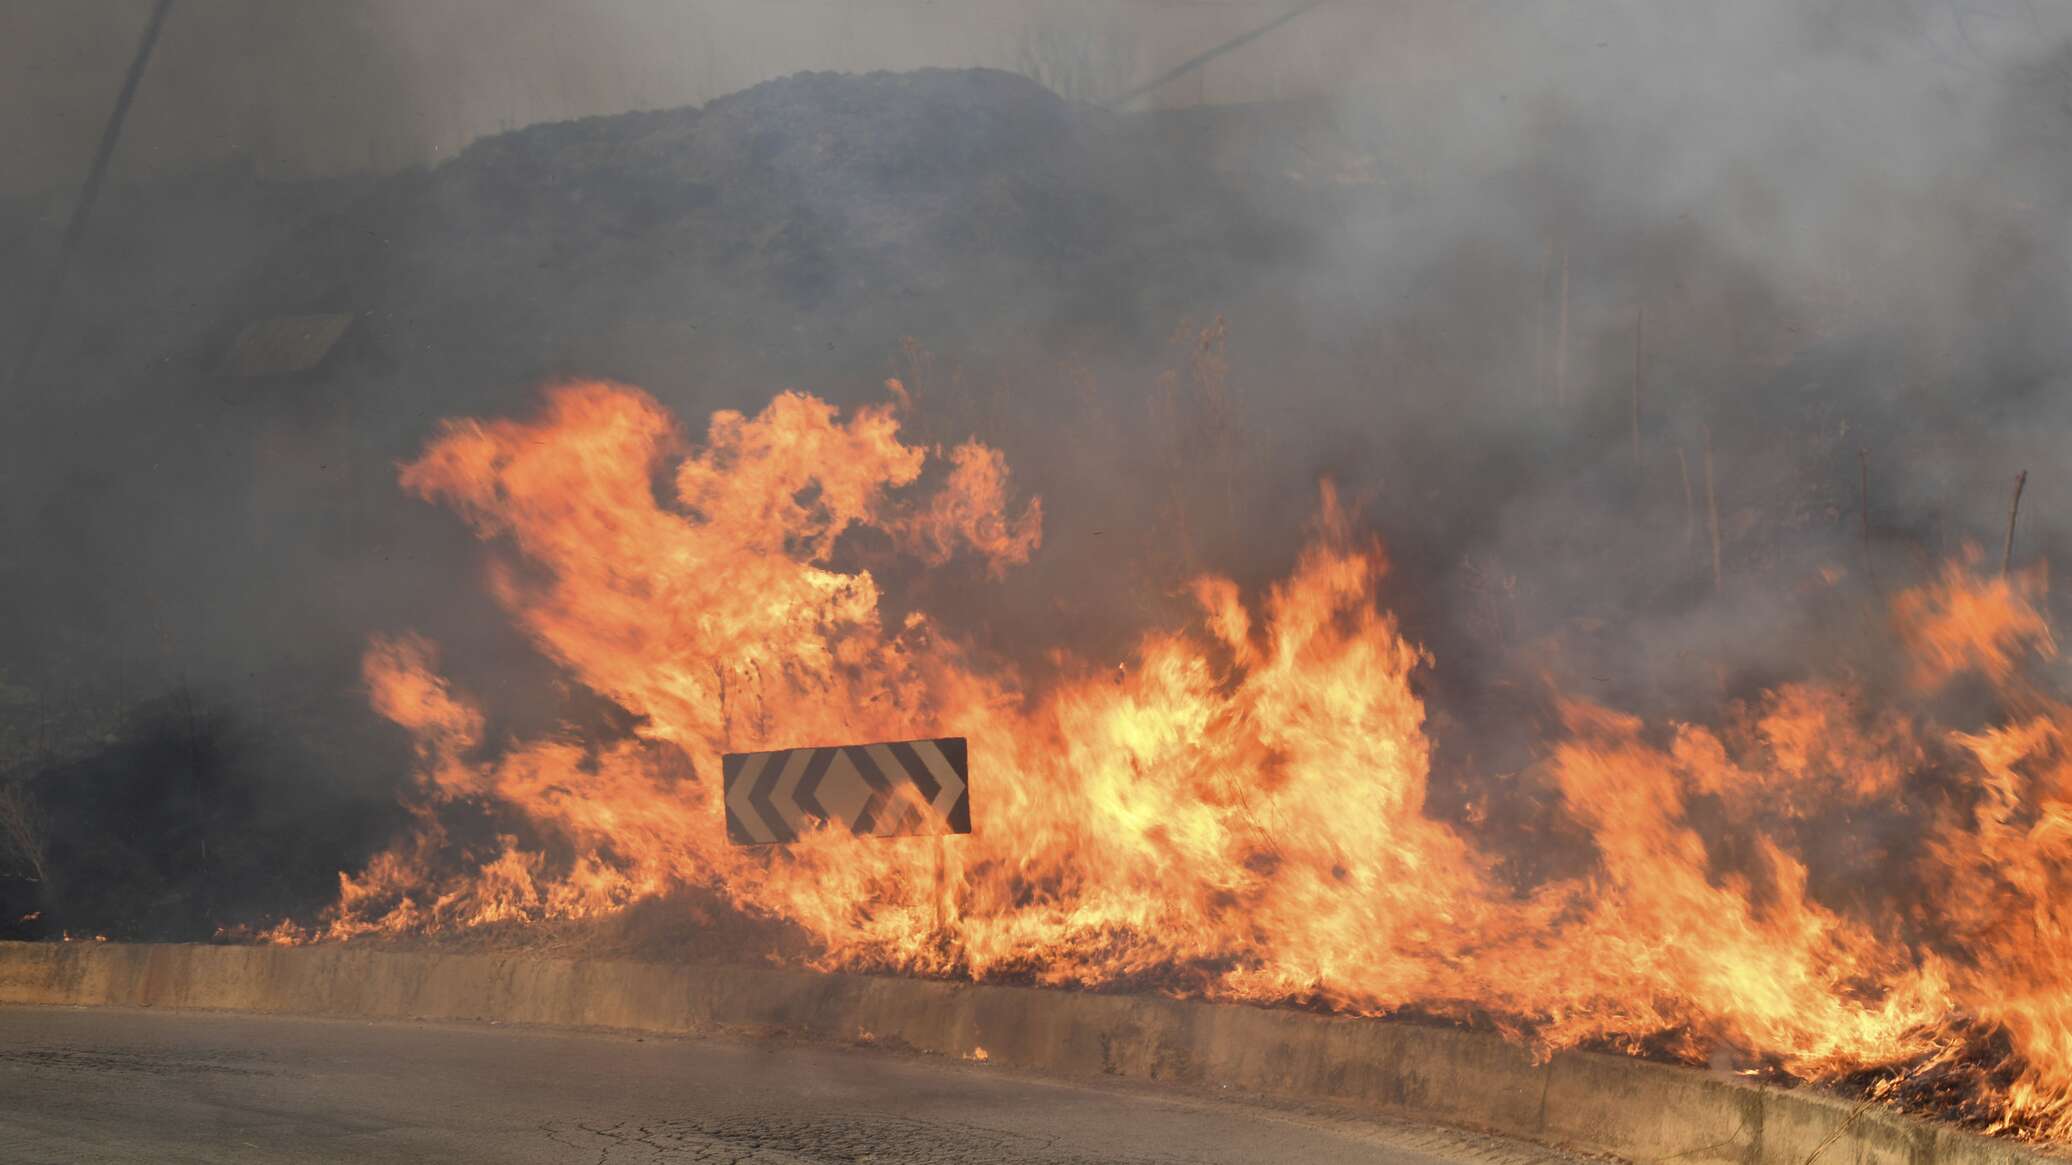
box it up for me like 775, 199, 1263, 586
1858, 449, 1881, 592
1631, 305, 1645, 468
1151, 317, 1235, 570
1858, 451, 1871, 550
1678, 444, 1695, 547
749, 661, 772, 745
0, 780, 47, 885
933, 835, 949, 939
1798, 1094, 1879, 1165
1534, 241, 1552, 401
2004, 469, 2028, 577
712, 662, 732, 752
1190, 316, 1237, 530
1555, 244, 1571, 407
1705, 428, 1723, 593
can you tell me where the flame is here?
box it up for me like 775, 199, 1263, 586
1894, 553, 2054, 688
296, 379, 2072, 1140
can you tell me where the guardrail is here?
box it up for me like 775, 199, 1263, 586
0, 941, 2047, 1165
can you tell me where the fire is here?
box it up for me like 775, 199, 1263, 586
299, 378, 2072, 1140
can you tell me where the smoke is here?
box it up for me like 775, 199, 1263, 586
6, 0, 2072, 946
1244, 1, 2072, 706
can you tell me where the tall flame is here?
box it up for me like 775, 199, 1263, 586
304, 379, 2072, 1140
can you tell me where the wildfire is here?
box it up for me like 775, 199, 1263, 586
299, 378, 2072, 1140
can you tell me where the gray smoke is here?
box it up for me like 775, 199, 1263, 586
4, 0, 2071, 936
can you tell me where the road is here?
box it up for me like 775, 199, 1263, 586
0, 1005, 1583, 1164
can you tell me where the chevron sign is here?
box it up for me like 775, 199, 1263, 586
722, 737, 970, 845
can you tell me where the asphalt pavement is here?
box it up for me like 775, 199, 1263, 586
0, 1005, 1584, 1164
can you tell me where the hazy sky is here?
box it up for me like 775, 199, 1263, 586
5, 0, 1411, 197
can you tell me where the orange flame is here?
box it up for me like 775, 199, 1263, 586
298, 380, 2072, 1140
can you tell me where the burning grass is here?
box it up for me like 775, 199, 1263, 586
244, 374, 2072, 1144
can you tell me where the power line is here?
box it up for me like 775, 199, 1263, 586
8, 0, 176, 396
1102, 0, 1332, 110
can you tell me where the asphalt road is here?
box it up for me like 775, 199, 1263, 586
0, 1005, 1588, 1165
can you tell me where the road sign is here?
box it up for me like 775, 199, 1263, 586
723, 737, 970, 845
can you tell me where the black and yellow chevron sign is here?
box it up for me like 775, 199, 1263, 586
722, 737, 970, 845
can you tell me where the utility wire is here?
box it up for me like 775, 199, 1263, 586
8, 0, 176, 395
1102, 0, 1332, 110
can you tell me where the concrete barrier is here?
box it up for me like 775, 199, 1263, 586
0, 941, 2049, 1165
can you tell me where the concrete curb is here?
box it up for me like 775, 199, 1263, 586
0, 941, 2047, 1165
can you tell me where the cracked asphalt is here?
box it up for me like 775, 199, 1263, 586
0, 1005, 1588, 1164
